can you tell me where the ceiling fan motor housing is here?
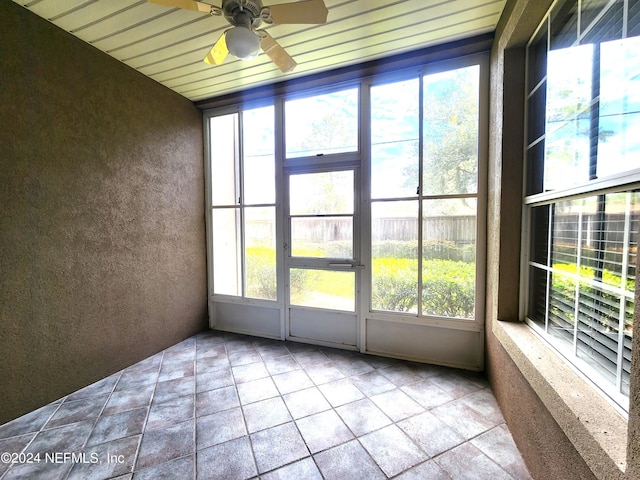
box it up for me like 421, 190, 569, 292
222, 0, 264, 28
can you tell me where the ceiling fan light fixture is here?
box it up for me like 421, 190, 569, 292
225, 26, 260, 60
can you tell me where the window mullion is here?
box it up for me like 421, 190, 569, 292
237, 111, 246, 297
417, 72, 425, 316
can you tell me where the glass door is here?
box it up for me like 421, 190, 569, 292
285, 167, 360, 347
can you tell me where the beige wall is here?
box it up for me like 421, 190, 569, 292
0, 2, 207, 424
487, 1, 640, 479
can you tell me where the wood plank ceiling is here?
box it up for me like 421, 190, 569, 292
12, 0, 507, 102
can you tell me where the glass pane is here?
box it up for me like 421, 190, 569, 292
544, 44, 593, 191
544, 118, 592, 190
550, 0, 578, 50
551, 199, 581, 268
548, 270, 576, 343
422, 198, 477, 319
210, 114, 238, 206
581, 0, 623, 44
526, 140, 545, 195
527, 83, 547, 145
530, 204, 550, 265
597, 37, 640, 179
370, 141, 419, 199
576, 193, 639, 291
285, 88, 358, 158
371, 201, 418, 313
212, 208, 240, 296
535, 189, 639, 399
289, 171, 354, 215
423, 65, 479, 195
630, 0, 640, 38
527, 19, 548, 92
291, 217, 352, 258
243, 106, 275, 205
580, 0, 612, 36
245, 207, 276, 300
289, 269, 355, 311
371, 79, 419, 199
576, 280, 620, 387
528, 265, 549, 328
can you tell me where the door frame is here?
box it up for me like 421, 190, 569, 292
283, 163, 363, 349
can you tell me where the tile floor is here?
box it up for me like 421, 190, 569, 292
0, 330, 531, 479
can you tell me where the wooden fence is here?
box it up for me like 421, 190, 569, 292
248, 216, 477, 244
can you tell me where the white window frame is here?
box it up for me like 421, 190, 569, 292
520, 0, 639, 413
203, 52, 489, 369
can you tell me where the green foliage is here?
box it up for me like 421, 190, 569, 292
246, 246, 478, 319
373, 242, 418, 260
422, 260, 475, 318
289, 268, 311, 298
245, 247, 277, 300
372, 257, 475, 318
423, 240, 475, 263
552, 244, 629, 282
245, 247, 329, 300
552, 262, 635, 293
550, 263, 635, 335
372, 240, 475, 262
404, 67, 479, 195
371, 258, 418, 312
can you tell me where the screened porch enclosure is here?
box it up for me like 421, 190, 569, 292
205, 54, 488, 370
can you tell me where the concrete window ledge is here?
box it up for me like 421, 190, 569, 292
493, 319, 627, 479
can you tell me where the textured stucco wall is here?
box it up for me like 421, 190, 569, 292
627, 242, 640, 478
486, 335, 598, 479
0, 2, 207, 424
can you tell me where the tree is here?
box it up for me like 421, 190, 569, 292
402, 67, 480, 212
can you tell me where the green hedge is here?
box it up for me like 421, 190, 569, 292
371, 258, 475, 318
372, 240, 475, 262
422, 259, 475, 318
245, 247, 477, 319
371, 258, 418, 312
245, 247, 316, 300
245, 247, 277, 300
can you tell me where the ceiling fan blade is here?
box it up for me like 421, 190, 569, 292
265, 0, 328, 24
204, 33, 229, 65
260, 31, 297, 73
147, 0, 214, 14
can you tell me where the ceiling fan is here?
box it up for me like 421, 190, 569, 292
148, 0, 329, 73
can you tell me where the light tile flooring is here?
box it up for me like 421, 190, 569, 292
0, 330, 531, 479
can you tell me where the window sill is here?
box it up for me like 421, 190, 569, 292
492, 319, 627, 479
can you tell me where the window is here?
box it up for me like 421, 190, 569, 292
205, 51, 488, 368
210, 106, 277, 301
524, 0, 639, 410
370, 65, 481, 320
285, 87, 359, 159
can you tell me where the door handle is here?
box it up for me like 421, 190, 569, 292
329, 263, 365, 269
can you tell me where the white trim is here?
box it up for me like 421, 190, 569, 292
275, 96, 286, 340
203, 115, 215, 327
210, 294, 280, 309
524, 171, 640, 206
365, 310, 484, 332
